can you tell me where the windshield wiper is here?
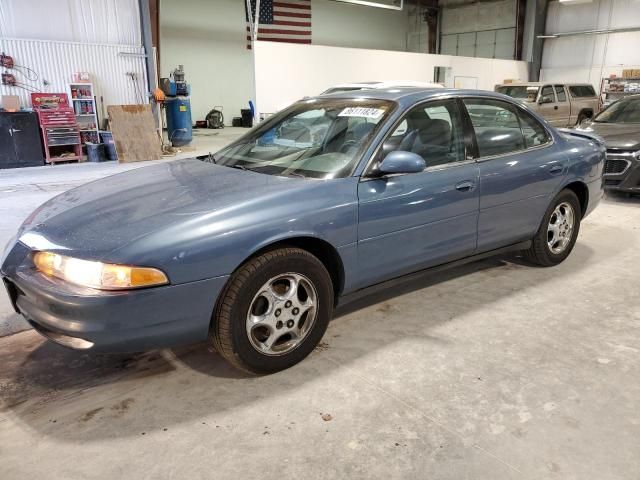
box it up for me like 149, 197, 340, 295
198, 152, 218, 164
282, 172, 307, 179
229, 164, 248, 171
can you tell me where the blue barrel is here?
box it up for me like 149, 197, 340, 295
165, 96, 193, 147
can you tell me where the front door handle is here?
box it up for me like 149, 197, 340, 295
554, 105, 558, 110
549, 165, 563, 175
455, 180, 475, 192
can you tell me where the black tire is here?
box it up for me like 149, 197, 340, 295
211, 247, 334, 374
525, 189, 581, 267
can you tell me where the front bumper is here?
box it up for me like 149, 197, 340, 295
603, 153, 640, 193
1, 241, 228, 353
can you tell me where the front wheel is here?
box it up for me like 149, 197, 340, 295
525, 189, 581, 267
211, 247, 334, 374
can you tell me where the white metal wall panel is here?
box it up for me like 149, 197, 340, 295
476, 30, 497, 58
440, 0, 517, 59
440, 34, 458, 55
457, 32, 477, 57
0, 0, 141, 45
546, 0, 640, 34
495, 28, 516, 59
542, 0, 640, 87
0, 38, 147, 109
441, 0, 517, 35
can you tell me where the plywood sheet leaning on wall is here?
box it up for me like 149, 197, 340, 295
107, 105, 163, 162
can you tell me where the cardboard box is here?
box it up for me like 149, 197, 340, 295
2, 95, 20, 112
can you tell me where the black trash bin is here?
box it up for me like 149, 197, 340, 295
100, 131, 118, 161
86, 143, 107, 162
240, 109, 253, 128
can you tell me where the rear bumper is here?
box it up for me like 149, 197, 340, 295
1, 241, 228, 353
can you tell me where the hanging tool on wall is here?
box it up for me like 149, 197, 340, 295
1, 72, 37, 92
1, 52, 39, 82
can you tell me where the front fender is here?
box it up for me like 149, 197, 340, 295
107, 178, 360, 285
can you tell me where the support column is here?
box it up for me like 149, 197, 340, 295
139, 0, 157, 95
529, 0, 549, 81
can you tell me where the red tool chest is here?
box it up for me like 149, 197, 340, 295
31, 93, 83, 164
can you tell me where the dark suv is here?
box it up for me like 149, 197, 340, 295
577, 95, 640, 194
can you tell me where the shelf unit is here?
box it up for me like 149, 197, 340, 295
68, 83, 99, 144
599, 77, 640, 108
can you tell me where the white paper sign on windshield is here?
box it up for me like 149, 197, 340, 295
338, 107, 385, 119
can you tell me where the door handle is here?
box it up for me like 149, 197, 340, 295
554, 106, 558, 110
455, 180, 475, 192
549, 165, 563, 175
9, 128, 21, 135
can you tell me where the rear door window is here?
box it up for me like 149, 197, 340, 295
463, 98, 525, 157
568, 85, 596, 97
517, 109, 551, 148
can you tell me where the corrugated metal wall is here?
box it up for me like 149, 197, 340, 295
540, 0, 640, 87
0, 38, 147, 109
0, 0, 141, 45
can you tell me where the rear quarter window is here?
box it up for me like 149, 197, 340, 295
568, 85, 596, 98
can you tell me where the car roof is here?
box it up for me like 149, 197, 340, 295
329, 81, 443, 89
496, 82, 594, 87
315, 87, 514, 107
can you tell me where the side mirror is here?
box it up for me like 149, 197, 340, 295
378, 151, 426, 175
538, 95, 553, 105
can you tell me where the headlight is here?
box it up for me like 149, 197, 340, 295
33, 252, 169, 290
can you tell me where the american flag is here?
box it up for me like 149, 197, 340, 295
245, 0, 312, 49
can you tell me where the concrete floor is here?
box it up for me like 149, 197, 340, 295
0, 127, 245, 335
1, 154, 639, 477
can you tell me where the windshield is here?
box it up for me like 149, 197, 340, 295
594, 97, 640, 124
213, 98, 394, 179
496, 85, 538, 102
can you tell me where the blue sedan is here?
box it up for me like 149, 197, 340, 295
1, 89, 605, 373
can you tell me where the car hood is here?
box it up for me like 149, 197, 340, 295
18, 159, 313, 259
584, 122, 640, 150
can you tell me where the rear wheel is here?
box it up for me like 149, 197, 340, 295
525, 189, 581, 266
211, 247, 333, 374
576, 110, 591, 126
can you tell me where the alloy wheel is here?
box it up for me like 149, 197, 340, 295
246, 273, 318, 356
547, 202, 575, 254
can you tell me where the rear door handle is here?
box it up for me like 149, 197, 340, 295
455, 180, 475, 192
554, 106, 559, 110
549, 165, 563, 175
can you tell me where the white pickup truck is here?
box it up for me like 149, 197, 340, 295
495, 82, 600, 127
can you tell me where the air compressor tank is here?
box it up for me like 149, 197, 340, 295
165, 96, 192, 147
